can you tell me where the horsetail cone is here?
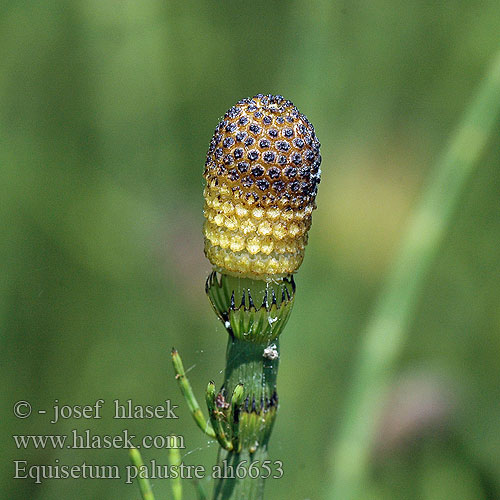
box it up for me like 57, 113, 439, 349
203, 94, 321, 279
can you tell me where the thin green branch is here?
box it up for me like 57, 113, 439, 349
328, 49, 500, 500
171, 348, 216, 438
129, 447, 156, 500
168, 445, 183, 500
193, 480, 208, 500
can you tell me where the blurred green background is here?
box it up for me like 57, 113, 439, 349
2, 1, 500, 499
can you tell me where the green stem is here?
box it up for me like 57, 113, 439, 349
194, 479, 209, 500
169, 446, 183, 500
129, 447, 156, 500
223, 337, 279, 405
213, 446, 269, 500
172, 348, 216, 438
328, 49, 500, 500
212, 336, 279, 500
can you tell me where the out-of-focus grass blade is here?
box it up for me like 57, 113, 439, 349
328, 49, 500, 500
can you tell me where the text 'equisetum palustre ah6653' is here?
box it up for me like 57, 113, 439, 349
173, 93, 321, 500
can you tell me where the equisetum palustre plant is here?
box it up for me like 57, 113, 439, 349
130, 94, 322, 500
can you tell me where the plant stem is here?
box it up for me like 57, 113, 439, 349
169, 446, 183, 500
213, 446, 269, 500
328, 49, 500, 500
172, 349, 216, 438
212, 336, 279, 500
129, 447, 156, 500
198, 272, 293, 500
223, 337, 279, 405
